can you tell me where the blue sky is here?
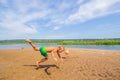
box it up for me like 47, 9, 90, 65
0, 0, 120, 40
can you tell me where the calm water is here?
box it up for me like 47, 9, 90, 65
0, 44, 120, 50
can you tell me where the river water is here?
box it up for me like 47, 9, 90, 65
0, 44, 120, 50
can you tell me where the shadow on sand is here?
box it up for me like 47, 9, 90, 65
23, 64, 59, 75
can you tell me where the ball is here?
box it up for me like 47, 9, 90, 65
64, 50, 69, 55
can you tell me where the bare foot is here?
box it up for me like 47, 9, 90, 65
36, 61, 40, 67
25, 38, 32, 43
34, 61, 40, 70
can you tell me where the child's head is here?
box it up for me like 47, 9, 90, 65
58, 45, 65, 51
58, 45, 69, 55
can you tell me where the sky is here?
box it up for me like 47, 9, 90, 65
0, 0, 120, 40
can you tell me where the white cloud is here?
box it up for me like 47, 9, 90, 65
13, 0, 41, 14
0, 0, 51, 38
58, 1, 72, 11
77, 0, 84, 4
65, 0, 120, 23
20, 10, 51, 23
53, 26, 61, 30
0, 10, 38, 34
42, 0, 120, 26
0, 0, 120, 39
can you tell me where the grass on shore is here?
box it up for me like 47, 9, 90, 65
0, 39, 120, 45
58, 40, 120, 45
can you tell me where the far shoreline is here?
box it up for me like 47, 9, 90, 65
0, 39, 120, 45
0, 48, 120, 52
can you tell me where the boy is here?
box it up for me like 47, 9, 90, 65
25, 38, 69, 67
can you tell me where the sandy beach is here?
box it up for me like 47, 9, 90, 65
0, 48, 120, 80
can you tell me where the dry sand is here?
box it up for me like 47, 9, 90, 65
0, 48, 120, 80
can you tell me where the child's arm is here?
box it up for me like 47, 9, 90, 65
57, 52, 61, 58
57, 52, 63, 61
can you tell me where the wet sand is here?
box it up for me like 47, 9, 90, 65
0, 48, 120, 80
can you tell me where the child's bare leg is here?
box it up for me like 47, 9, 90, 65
36, 57, 48, 67
25, 38, 39, 51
